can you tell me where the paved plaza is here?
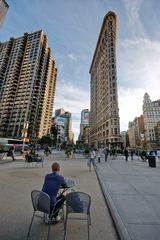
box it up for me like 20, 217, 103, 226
2, 151, 160, 240
96, 156, 160, 240
0, 151, 117, 240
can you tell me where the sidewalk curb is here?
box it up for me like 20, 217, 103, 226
95, 165, 132, 240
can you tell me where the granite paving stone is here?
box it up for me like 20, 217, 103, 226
96, 157, 160, 240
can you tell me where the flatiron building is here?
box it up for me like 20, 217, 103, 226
0, 30, 57, 139
90, 11, 120, 148
0, 0, 9, 29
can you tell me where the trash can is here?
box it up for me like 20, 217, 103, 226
148, 155, 156, 167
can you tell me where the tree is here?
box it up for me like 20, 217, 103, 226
75, 140, 84, 149
0, 144, 5, 153
110, 144, 117, 156
38, 136, 52, 146
65, 147, 72, 158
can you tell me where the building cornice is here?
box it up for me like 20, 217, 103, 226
2, 0, 9, 8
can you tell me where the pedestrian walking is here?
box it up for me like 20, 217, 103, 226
124, 148, 129, 162
103, 148, 108, 162
97, 149, 101, 163
88, 149, 96, 171
130, 149, 134, 160
72, 147, 76, 159
7, 147, 15, 161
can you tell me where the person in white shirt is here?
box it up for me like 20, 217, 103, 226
97, 149, 101, 163
88, 149, 96, 170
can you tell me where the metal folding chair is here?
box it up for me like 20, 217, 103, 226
27, 190, 64, 240
64, 191, 91, 240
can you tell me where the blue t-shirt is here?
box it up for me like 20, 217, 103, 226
42, 172, 67, 206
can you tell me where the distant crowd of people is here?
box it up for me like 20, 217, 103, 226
123, 148, 157, 162
87, 148, 109, 169
86, 147, 158, 168
6, 144, 52, 162
6, 144, 158, 166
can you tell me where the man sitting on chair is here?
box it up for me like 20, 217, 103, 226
42, 162, 67, 222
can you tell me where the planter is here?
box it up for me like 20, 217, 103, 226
65, 153, 71, 158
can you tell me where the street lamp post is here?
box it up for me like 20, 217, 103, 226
22, 121, 28, 151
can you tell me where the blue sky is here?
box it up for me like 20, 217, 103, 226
1, 0, 160, 140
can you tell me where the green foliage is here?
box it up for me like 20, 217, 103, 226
38, 136, 52, 146
0, 144, 5, 153
65, 148, 72, 158
44, 146, 51, 156
76, 140, 84, 149
141, 150, 147, 156
60, 142, 67, 150
110, 146, 116, 156
52, 138, 57, 145
84, 148, 89, 155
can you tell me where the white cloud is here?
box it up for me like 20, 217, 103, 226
118, 37, 160, 131
54, 80, 90, 112
122, 0, 145, 37
117, 1, 160, 132
118, 38, 160, 89
54, 36, 160, 138
119, 87, 144, 131
67, 53, 77, 61
72, 119, 81, 141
